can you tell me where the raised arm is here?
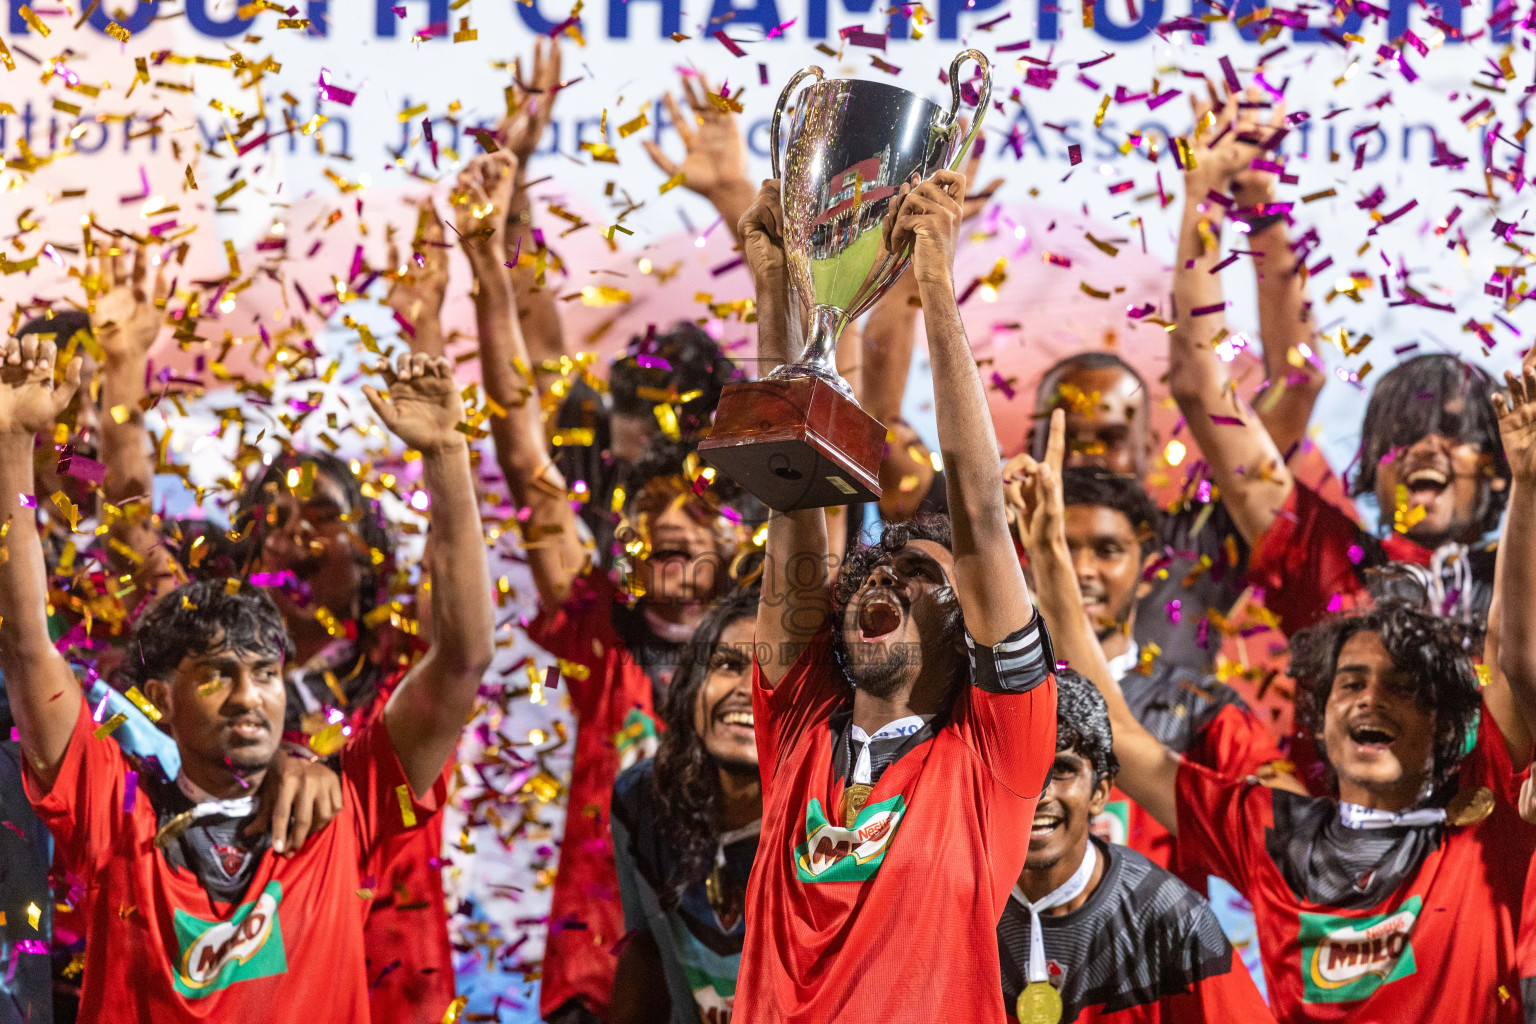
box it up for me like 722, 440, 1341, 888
458, 152, 587, 610
367, 353, 494, 797
1245, 218, 1324, 458
0, 335, 84, 787
497, 39, 568, 378
642, 72, 756, 245
1167, 91, 1294, 547
884, 169, 1025, 644
383, 198, 450, 359
1491, 359, 1536, 764
742, 181, 831, 688
94, 244, 181, 604
1013, 409, 1183, 830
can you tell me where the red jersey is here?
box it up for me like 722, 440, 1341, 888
1521, 851, 1536, 1022
529, 570, 664, 1021
1094, 662, 1285, 888
357, 675, 454, 1024
737, 617, 1056, 1024
1248, 481, 1495, 639
1174, 703, 1534, 1024
23, 697, 445, 1023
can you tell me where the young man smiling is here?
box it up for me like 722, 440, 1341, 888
1007, 463, 1287, 881
997, 671, 1275, 1023
1027, 365, 1536, 1022
734, 170, 1057, 1023
2, 338, 494, 1023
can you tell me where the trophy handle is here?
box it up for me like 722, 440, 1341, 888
770, 66, 824, 180
943, 49, 993, 170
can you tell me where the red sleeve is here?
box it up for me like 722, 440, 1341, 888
340, 714, 448, 856
952, 679, 1057, 801
1191, 703, 1287, 779
1459, 695, 1525, 810
22, 697, 131, 881
1248, 482, 1369, 636
526, 569, 621, 717
751, 628, 841, 795
1173, 761, 1272, 899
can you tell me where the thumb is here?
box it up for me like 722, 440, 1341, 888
361, 384, 398, 432
1045, 408, 1067, 474
642, 141, 678, 178
53, 357, 83, 416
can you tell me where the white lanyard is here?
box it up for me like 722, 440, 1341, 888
849, 715, 926, 785
1105, 641, 1139, 683
1011, 840, 1099, 984
1338, 802, 1446, 830
176, 773, 256, 823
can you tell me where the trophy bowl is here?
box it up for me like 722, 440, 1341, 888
698, 50, 992, 512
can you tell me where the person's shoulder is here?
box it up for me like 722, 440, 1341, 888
1112, 846, 1229, 946
612, 757, 657, 823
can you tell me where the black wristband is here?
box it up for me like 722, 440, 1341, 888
1245, 212, 1286, 233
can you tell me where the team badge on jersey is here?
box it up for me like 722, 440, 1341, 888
794, 795, 906, 882
173, 880, 288, 998
1299, 896, 1421, 1003
615, 708, 659, 771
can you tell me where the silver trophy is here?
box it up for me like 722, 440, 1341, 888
699, 50, 993, 511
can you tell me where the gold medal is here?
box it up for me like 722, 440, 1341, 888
1015, 981, 1063, 1024
841, 783, 874, 825
1446, 786, 1495, 827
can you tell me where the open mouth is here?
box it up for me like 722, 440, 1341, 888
225, 720, 268, 742
1030, 811, 1064, 840
1347, 722, 1397, 751
857, 593, 903, 642
1404, 467, 1449, 502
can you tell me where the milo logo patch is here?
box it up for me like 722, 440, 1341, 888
1299, 896, 1421, 1003
1091, 801, 1129, 846
173, 880, 288, 998
794, 795, 906, 882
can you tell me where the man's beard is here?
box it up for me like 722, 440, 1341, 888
844, 640, 922, 699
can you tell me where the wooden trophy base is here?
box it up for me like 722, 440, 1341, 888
697, 376, 886, 511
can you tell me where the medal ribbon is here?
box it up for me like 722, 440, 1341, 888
1011, 840, 1099, 985
1338, 803, 1445, 830
175, 772, 257, 823
714, 819, 762, 869
848, 715, 926, 785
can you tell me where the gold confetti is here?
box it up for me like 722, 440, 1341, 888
125, 686, 162, 723
396, 784, 418, 828
93, 713, 128, 739
104, 20, 129, 40
214, 180, 246, 204
441, 995, 469, 1023
26, 903, 40, 929
18, 5, 50, 36
618, 110, 649, 138
224, 577, 242, 595
0, 35, 15, 72
1093, 94, 1110, 129
659, 173, 685, 194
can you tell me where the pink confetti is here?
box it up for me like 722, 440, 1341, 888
124, 770, 138, 813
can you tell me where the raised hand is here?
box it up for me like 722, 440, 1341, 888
1495, 349, 1536, 484
244, 750, 342, 856
385, 198, 450, 349
739, 179, 787, 283
362, 353, 466, 455
497, 38, 563, 166
0, 335, 82, 437
452, 151, 519, 261
1007, 408, 1066, 555
642, 72, 750, 203
886, 169, 967, 289
92, 243, 166, 365
1184, 86, 1276, 200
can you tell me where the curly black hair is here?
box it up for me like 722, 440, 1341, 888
1288, 599, 1482, 793
650, 587, 761, 908
610, 323, 737, 437
231, 449, 395, 630
624, 437, 767, 532
1053, 669, 1120, 784
1352, 354, 1508, 534
129, 578, 294, 688
16, 310, 93, 345
1060, 467, 1163, 558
